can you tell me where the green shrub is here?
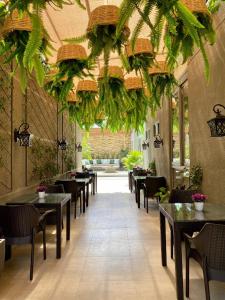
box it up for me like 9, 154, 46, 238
122, 150, 143, 170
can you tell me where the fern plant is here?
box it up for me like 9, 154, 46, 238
117, 0, 215, 78
0, 13, 50, 92
124, 88, 150, 132
98, 76, 132, 131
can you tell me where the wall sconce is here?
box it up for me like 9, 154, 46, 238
14, 123, 31, 147
75, 143, 82, 152
154, 135, 163, 148
57, 137, 67, 150
142, 141, 149, 150
207, 104, 225, 137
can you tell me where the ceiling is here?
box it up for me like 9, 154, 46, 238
43, 0, 165, 78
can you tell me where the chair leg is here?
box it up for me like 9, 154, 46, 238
43, 227, 46, 260
203, 259, 210, 300
147, 197, 149, 213
74, 201, 77, 219
80, 194, 82, 214
170, 228, 174, 259
185, 241, 190, 298
30, 230, 35, 281
144, 195, 146, 208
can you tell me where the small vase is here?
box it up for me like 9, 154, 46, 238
38, 191, 45, 199
194, 202, 204, 211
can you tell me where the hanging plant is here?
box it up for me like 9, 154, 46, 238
54, 44, 95, 101
122, 38, 155, 74
98, 66, 132, 131
147, 61, 177, 112
66, 5, 130, 75
44, 69, 67, 100
0, 10, 51, 92
117, 0, 215, 78
124, 77, 150, 133
75, 80, 99, 130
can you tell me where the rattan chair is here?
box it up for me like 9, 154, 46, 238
0, 204, 53, 280
185, 223, 225, 300
169, 189, 197, 259
143, 176, 167, 213
55, 180, 82, 218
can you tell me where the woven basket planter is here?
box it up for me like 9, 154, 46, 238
99, 66, 124, 81
182, 0, 208, 14
126, 38, 154, 57
87, 5, 130, 38
148, 61, 170, 76
76, 80, 98, 92
57, 44, 87, 63
67, 92, 79, 104
2, 10, 32, 36
125, 77, 143, 90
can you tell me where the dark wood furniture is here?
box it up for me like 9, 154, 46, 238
159, 203, 225, 300
185, 223, 225, 300
0, 204, 53, 280
133, 176, 146, 208
6, 193, 71, 259
128, 171, 133, 192
75, 178, 90, 211
143, 176, 167, 213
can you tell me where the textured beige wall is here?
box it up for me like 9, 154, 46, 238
0, 65, 76, 201
88, 128, 131, 158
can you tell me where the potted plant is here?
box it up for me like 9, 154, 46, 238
37, 185, 47, 198
192, 193, 207, 211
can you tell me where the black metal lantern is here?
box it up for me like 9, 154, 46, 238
154, 135, 163, 148
57, 138, 67, 150
14, 123, 31, 147
75, 143, 82, 152
207, 104, 225, 137
142, 141, 149, 150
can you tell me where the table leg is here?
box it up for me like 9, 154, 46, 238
56, 206, 62, 259
93, 177, 95, 195
95, 174, 97, 193
173, 224, 184, 300
86, 183, 89, 207
66, 199, 71, 241
160, 211, 167, 267
82, 187, 86, 213
5, 245, 11, 261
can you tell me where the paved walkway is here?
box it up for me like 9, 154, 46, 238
0, 177, 225, 299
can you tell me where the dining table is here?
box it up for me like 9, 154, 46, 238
159, 202, 225, 300
133, 175, 147, 208
6, 193, 71, 259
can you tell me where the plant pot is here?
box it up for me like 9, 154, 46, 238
194, 202, 204, 211
0, 239, 5, 273
38, 191, 45, 199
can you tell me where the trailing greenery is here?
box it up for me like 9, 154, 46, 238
122, 150, 143, 170
54, 58, 95, 101
0, 13, 51, 92
117, 0, 215, 78
64, 139, 76, 171
124, 89, 150, 132
144, 71, 177, 113
189, 164, 203, 190
66, 23, 129, 74
155, 187, 170, 203
98, 76, 132, 131
75, 90, 98, 130
44, 78, 66, 100
30, 139, 58, 182
121, 52, 154, 74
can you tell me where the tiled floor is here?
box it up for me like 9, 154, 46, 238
0, 177, 225, 299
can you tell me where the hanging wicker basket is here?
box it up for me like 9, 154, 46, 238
148, 61, 170, 76
87, 5, 130, 38
99, 66, 124, 81
76, 80, 98, 92
181, 0, 209, 14
125, 77, 143, 90
67, 92, 79, 104
2, 10, 32, 36
126, 38, 154, 57
57, 44, 87, 63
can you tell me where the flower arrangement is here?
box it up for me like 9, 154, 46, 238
192, 193, 207, 202
36, 185, 47, 193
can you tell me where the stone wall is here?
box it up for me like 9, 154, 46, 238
87, 128, 131, 158
0, 64, 76, 201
